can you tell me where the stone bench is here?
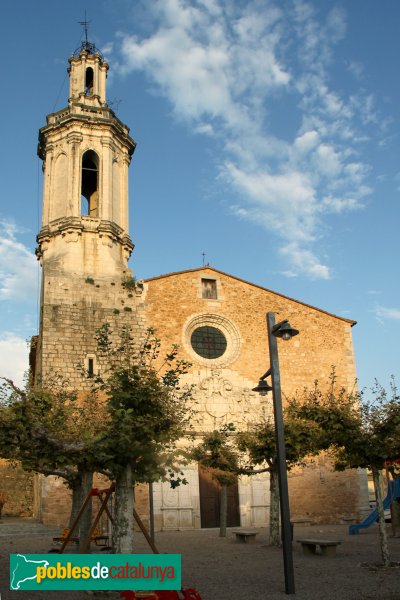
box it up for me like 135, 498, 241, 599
233, 530, 259, 543
297, 539, 341, 557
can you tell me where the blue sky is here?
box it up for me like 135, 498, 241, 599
1, 0, 399, 392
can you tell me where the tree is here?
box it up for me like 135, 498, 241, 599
0, 325, 193, 555
237, 410, 322, 546
90, 325, 193, 553
191, 424, 239, 537
0, 376, 108, 550
288, 373, 400, 566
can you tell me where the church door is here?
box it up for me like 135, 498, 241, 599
198, 465, 240, 528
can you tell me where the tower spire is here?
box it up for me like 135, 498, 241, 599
78, 11, 91, 49
75, 12, 101, 58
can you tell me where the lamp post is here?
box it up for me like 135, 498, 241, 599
253, 312, 299, 595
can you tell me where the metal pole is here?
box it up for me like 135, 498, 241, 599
267, 312, 295, 595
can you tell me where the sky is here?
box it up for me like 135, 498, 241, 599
1, 0, 399, 393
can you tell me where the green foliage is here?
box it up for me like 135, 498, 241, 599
90, 325, 193, 482
191, 424, 239, 486
237, 409, 322, 473
0, 325, 193, 489
85, 277, 95, 285
287, 370, 400, 472
0, 375, 107, 483
121, 275, 136, 291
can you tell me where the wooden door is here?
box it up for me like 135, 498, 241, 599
198, 465, 240, 528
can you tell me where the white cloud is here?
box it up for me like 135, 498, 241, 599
346, 60, 364, 80
293, 130, 319, 154
0, 220, 38, 302
0, 333, 29, 387
321, 196, 363, 214
224, 162, 318, 244
114, 0, 380, 279
280, 243, 330, 280
374, 306, 400, 322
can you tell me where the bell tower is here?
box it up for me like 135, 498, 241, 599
35, 39, 143, 385
37, 39, 135, 276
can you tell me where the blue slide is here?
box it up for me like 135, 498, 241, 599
349, 479, 400, 535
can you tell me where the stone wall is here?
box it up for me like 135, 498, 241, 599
288, 457, 368, 523
38, 475, 150, 533
142, 266, 367, 523
0, 460, 34, 517
143, 267, 357, 395
37, 271, 146, 387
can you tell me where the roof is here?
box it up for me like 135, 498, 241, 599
144, 266, 357, 326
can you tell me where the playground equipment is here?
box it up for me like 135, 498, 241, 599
349, 478, 400, 535
50, 483, 202, 599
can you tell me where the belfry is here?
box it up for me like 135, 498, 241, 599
35, 38, 142, 387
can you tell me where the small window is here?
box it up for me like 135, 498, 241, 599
202, 279, 217, 299
85, 355, 97, 378
88, 358, 94, 378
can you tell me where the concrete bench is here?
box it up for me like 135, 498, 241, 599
233, 530, 259, 543
297, 539, 341, 557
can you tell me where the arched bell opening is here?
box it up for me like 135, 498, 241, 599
81, 150, 99, 216
85, 67, 94, 96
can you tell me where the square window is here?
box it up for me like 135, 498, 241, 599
202, 278, 217, 299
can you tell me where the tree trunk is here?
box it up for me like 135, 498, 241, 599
389, 478, 400, 537
113, 463, 134, 554
219, 483, 228, 538
67, 471, 93, 551
372, 466, 390, 566
78, 470, 93, 553
68, 477, 83, 529
269, 467, 280, 546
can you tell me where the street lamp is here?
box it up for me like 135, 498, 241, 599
252, 312, 299, 595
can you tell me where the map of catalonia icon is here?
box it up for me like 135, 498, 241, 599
10, 554, 50, 590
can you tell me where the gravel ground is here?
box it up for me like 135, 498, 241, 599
1, 519, 400, 600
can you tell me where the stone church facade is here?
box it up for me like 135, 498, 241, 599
1, 41, 369, 527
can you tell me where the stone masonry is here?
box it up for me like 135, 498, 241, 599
142, 266, 369, 527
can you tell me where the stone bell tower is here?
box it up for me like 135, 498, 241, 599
35, 39, 144, 385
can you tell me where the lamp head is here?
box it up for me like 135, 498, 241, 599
272, 319, 299, 341
252, 379, 273, 396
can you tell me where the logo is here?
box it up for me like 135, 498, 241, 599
10, 554, 181, 591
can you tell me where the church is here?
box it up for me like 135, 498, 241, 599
3, 38, 369, 529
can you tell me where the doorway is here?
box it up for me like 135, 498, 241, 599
198, 464, 240, 528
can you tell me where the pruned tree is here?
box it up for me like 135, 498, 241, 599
237, 411, 322, 546
0, 376, 109, 549
191, 424, 239, 537
90, 325, 193, 553
0, 324, 193, 555
288, 372, 400, 566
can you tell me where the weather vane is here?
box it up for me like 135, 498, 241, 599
78, 11, 91, 47
74, 11, 102, 58
202, 252, 206, 267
